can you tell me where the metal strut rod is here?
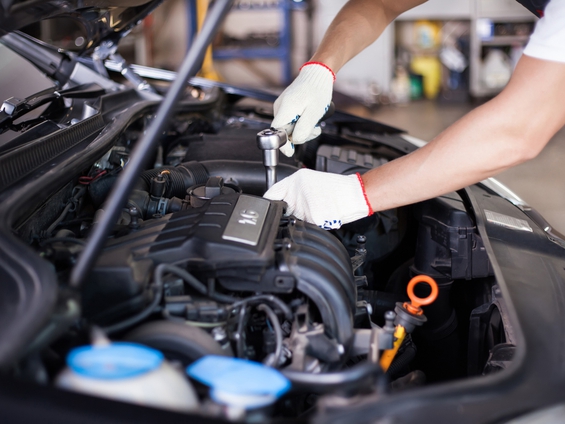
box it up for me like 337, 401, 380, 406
70, 0, 236, 287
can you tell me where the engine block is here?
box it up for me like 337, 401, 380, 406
86, 193, 356, 346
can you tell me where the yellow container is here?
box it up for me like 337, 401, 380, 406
411, 56, 442, 100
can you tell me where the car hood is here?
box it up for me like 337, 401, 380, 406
0, 0, 162, 53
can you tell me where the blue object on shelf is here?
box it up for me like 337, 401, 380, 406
187, 355, 291, 409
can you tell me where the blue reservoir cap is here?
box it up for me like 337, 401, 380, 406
187, 356, 290, 402
67, 342, 164, 380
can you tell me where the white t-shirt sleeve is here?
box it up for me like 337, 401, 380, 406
523, 0, 565, 63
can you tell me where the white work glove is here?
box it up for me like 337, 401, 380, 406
264, 169, 373, 230
272, 62, 335, 157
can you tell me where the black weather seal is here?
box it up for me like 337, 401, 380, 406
0, 114, 105, 190
70, 0, 236, 288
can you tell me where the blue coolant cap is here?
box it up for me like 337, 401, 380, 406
67, 342, 164, 380
187, 356, 290, 407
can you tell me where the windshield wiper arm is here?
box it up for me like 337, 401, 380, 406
0, 83, 106, 131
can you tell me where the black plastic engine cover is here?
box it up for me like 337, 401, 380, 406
85, 194, 284, 310
86, 193, 356, 346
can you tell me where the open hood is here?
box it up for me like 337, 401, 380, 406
0, 0, 163, 53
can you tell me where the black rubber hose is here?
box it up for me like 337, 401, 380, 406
386, 342, 417, 379
282, 361, 387, 395
138, 162, 209, 198
200, 160, 297, 196
257, 304, 283, 368
138, 160, 298, 198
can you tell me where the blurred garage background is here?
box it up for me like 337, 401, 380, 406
38, 0, 565, 232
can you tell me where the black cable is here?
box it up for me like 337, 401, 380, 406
45, 203, 73, 236
39, 237, 86, 247
231, 295, 292, 321
101, 263, 165, 334
257, 303, 283, 368
282, 361, 388, 395
152, 264, 292, 362
157, 264, 239, 303
45, 185, 86, 236
235, 304, 248, 358
155, 265, 292, 320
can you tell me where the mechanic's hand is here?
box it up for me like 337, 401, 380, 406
264, 169, 373, 230
272, 62, 335, 157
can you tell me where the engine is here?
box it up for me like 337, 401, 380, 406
16, 100, 506, 422
86, 187, 356, 368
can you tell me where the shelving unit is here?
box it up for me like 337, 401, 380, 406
209, 0, 307, 85
315, 0, 538, 101
469, 14, 536, 97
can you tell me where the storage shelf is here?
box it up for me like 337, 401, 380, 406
480, 35, 530, 46
213, 46, 288, 59
209, 0, 302, 84
231, 1, 305, 11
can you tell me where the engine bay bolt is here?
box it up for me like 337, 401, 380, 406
150, 173, 167, 198
128, 207, 140, 229
384, 311, 396, 333
356, 235, 367, 255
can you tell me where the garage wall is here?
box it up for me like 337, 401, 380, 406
313, 0, 393, 101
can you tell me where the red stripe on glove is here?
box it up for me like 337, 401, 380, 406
300, 62, 336, 82
356, 173, 374, 216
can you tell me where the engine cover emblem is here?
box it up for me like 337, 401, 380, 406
222, 195, 270, 246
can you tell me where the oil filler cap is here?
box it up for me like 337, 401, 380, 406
187, 356, 290, 409
67, 342, 164, 380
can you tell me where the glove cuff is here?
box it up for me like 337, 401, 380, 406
295, 62, 335, 91
300, 61, 336, 82
355, 173, 374, 216
322, 173, 373, 229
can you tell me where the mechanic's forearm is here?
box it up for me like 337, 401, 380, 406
311, 0, 426, 72
362, 55, 565, 212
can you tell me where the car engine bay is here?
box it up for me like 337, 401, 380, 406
1, 65, 516, 420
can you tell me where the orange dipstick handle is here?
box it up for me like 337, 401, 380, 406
380, 275, 439, 372
404, 275, 439, 315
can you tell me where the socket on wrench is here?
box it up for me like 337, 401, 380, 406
256, 127, 288, 190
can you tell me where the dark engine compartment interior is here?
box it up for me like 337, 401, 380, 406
3, 71, 515, 420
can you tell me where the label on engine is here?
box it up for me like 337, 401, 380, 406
485, 210, 533, 232
222, 195, 270, 246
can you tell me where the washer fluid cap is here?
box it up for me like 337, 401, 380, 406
186, 356, 290, 409
67, 342, 164, 380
